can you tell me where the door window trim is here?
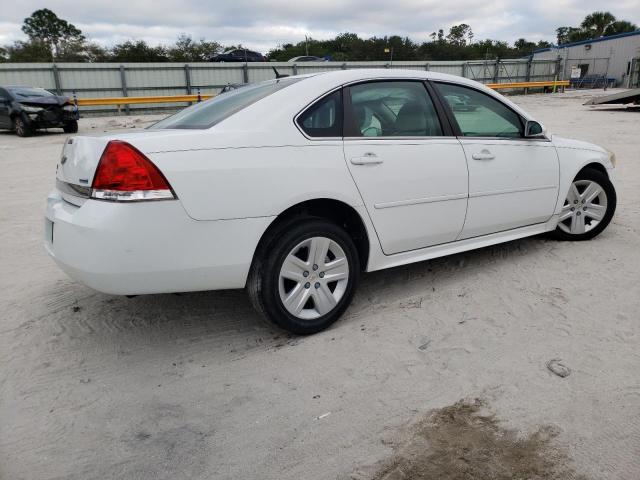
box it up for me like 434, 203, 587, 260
429, 80, 550, 142
343, 79, 454, 140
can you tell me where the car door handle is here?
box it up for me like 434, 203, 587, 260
471, 150, 495, 161
350, 153, 383, 165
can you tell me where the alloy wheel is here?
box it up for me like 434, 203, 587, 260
278, 236, 350, 320
558, 179, 608, 235
15, 119, 24, 136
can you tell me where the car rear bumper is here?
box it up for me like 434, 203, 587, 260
44, 191, 273, 295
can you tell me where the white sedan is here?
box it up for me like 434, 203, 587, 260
45, 69, 617, 334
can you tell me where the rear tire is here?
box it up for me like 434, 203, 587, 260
247, 218, 360, 335
63, 120, 78, 134
550, 168, 616, 241
14, 116, 32, 137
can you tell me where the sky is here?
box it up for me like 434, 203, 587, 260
1, 0, 639, 53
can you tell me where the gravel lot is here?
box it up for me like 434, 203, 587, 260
1, 90, 639, 480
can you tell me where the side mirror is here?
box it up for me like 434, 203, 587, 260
524, 120, 546, 139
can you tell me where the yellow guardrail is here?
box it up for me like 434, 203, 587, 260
486, 80, 570, 90
75, 94, 214, 107
74, 80, 571, 107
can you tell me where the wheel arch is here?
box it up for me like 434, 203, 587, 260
555, 150, 614, 214
577, 161, 608, 178
252, 198, 371, 272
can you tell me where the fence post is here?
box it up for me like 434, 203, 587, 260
119, 65, 129, 115
553, 57, 563, 93
424, 62, 429, 71
461, 62, 467, 78
184, 64, 192, 94
292, 63, 298, 76
493, 59, 500, 83
242, 63, 249, 83
555, 57, 563, 80
341, 63, 347, 70
52, 64, 62, 95
524, 59, 532, 94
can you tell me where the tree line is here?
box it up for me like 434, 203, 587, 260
0, 9, 637, 63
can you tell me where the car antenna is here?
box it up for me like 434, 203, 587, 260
272, 66, 289, 79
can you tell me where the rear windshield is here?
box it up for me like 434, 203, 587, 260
8, 87, 54, 98
151, 78, 301, 130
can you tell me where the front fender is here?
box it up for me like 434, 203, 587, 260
554, 146, 614, 214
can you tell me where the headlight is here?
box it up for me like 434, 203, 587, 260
22, 105, 44, 114
607, 149, 616, 167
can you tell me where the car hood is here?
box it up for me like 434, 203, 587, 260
18, 95, 72, 107
551, 135, 607, 154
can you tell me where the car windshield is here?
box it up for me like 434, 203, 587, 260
9, 87, 54, 99
151, 78, 301, 129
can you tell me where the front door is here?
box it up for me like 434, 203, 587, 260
0, 89, 11, 129
343, 80, 469, 255
433, 82, 559, 239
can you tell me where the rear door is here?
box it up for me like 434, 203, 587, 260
343, 80, 468, 255
433, 81, 559, 239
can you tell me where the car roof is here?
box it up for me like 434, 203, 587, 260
287, 68, 476, 85
288, 56, 321, 61
219, 68, 535, 130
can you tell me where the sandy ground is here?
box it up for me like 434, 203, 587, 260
1, 90, 639, 480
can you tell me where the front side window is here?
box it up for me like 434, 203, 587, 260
346, 81, 443, 137
151, 77, 301, 129
434, 83, 522, 138
297, 90, 342, 137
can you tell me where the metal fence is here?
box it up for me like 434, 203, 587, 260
0, 59, 560, 114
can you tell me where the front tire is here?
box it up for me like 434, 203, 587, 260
550, 168, 616, 241
247, 218, 360, 335
63, 120, 78, 133
13, 116, 32, 137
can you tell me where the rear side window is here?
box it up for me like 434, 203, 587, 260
151, 78, 301, 129
297, 90, 343, 137
434, 82, 523, 138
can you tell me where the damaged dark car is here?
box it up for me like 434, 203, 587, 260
0, 86, 79, 137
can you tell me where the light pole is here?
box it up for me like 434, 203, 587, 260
384, 46, 394, 65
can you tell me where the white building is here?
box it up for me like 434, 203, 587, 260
532, 31, 640, 87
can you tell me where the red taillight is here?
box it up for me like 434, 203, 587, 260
91, 141, 175, 201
